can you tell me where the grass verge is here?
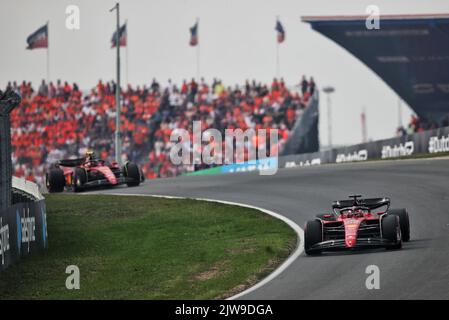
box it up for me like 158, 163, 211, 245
0, 194, 296, 299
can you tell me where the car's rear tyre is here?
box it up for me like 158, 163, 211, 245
304, 220, 323, 255
389, 208, 410, 242
382, 214, 402, 250
46, 168, 65, 193
72, 168, 87, 192
123, 162, 141, 187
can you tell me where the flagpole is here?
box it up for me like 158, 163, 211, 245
276, 41, 280, 78
46, 20, 50, 83
197, 44, 200, 81
275, 16, 280, 78
110, 3, 122, 165
125, 19, 129, 86
196, 17, 200, 81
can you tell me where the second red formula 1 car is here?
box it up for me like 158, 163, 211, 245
304, 195, 410, 255
45, 151, 143, 193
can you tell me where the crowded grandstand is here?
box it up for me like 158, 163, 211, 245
7, 77, 316, 185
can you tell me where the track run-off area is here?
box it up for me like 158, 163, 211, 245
95, 157, 449, 299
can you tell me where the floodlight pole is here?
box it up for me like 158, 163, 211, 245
110, 3, 122, 165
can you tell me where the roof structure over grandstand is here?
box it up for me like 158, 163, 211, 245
302, 13, 449, 121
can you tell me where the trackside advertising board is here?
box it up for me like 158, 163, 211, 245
280, 126, 449, 169
0, 200, 48, 271
184, 157, 279, 176
190, 126, 449, 176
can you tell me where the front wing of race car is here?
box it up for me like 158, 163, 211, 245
306, 237, 399, 253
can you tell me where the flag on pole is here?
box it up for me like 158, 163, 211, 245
26, 24, 48, 49
189, 21, 198, 46
111, 23, 127, 48
275, 19, 285, 43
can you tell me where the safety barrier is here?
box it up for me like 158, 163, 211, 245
0, 198, 48, 271
1, 177, 47, 272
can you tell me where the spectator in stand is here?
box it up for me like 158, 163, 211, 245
38, 79, 48, 97
56, 79, 63, 97
309, 77, 316, 96
189, 78, 198, 102
150, 78, 160, 93
166, 79, 175, 93
301, 75, 308, 95
271, 78, 280, 91
396, 125, 407, 137
181, 79, 188, 95
48, 81, 56, 98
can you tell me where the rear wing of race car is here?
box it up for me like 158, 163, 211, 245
332, 197, 390, 210
56, 158, 85, 167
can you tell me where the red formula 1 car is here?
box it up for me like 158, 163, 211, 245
304, 195, 410, 255
45, 154, 143, 193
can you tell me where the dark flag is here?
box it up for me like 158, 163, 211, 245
189, 21, 198, 46
275, 19, 285, 43
26, 24, 48, 49
111, 23, 127, 48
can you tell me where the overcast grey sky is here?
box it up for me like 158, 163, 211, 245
1, 0, 448, 146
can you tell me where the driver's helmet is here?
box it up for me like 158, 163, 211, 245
353, 206, 364, 216
85, 150, 96, 161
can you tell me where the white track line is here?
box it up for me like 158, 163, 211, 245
91, 192, 304, 300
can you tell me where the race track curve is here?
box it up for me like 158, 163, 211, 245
95, 157, 449, 299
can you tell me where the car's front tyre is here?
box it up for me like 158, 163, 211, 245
382, 214, 402, 250
304, 220, 323, 255
389, 208, 410, 242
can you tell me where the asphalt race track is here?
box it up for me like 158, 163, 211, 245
95, 158, 449, 299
